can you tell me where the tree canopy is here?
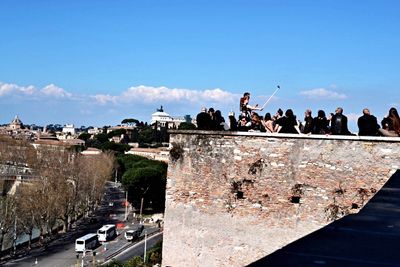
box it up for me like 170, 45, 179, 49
107, 129, 126, 138
178, 122, 197, 130
118, 154, 167, 212
121, 118, 139, 125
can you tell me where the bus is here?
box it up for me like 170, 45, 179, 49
97, 224, 117, 242
75, 233, 98, 252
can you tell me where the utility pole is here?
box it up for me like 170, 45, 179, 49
144, 230, 147, 263
140, 197, 144, 220
140, 186, 149, 221
13, 208, 17, 255
124, 190, 128, 221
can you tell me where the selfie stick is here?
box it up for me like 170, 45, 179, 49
261, 85, 280, 110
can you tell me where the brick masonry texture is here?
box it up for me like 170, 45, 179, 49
162, 131, 400, 267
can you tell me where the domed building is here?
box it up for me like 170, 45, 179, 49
9, 115, 22, 130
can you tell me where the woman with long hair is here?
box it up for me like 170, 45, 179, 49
275, 109, 301, 134
312, 110, 330, 134
261, 112, 275, 133
379, 107, 400, 137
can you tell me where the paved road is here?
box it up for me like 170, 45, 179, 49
103, 232, 163, 265
2, 182, 159, 267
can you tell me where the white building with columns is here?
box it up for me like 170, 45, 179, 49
151, 106, 185, 129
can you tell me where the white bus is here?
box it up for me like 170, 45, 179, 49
75, 233, 98, 252
97, 224, 117, 242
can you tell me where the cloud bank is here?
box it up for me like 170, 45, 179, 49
300, 88, 347, 100
0, 82, 72, 98
93, 85, 237, 105
0, 81, 237, 106
0, 82, 35, 96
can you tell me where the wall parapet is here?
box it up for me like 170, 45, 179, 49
168, 129, 400, 142
162, 131, 400, 267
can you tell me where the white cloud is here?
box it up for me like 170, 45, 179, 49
92, 94, 118, 105
300, 88, 347, 100
0, 81, 73, 99
40, 84, 72, 98
0, 82, 37, 96
93, 85, 237, 105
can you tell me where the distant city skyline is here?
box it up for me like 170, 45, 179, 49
1, 0, 399, 131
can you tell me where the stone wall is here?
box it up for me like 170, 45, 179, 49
162, 131, 400, 267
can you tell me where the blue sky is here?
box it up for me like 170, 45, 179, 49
0, 0, 399, 131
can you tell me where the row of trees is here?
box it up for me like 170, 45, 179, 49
117, 154, 167, 214
0, 135, 114, 252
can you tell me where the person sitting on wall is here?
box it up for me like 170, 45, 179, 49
228, 111, 238, 131
261, 112, 275, 133
275, 109, 301, 134
215, 110, 229, 131
302, 109, 314, 134
312, 110, 330, 134
208, 107, 218, 130
357, 108, 380, 136
196, 107, 211, 130
249, 112, 266, 132
330, 107, 351, 135
379, 107, 400, 137
237, 115, 251, 132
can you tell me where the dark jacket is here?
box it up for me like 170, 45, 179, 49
196, 112, 211, 130
358, 114, 379, 136
277, 116, 299, 134
312, 117, 329, 134
303, 116, 314, 134
330, 114, 351, 135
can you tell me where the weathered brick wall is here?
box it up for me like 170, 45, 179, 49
162, 131, 400, 267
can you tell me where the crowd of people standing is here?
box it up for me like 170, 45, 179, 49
195, 92, 400, 137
